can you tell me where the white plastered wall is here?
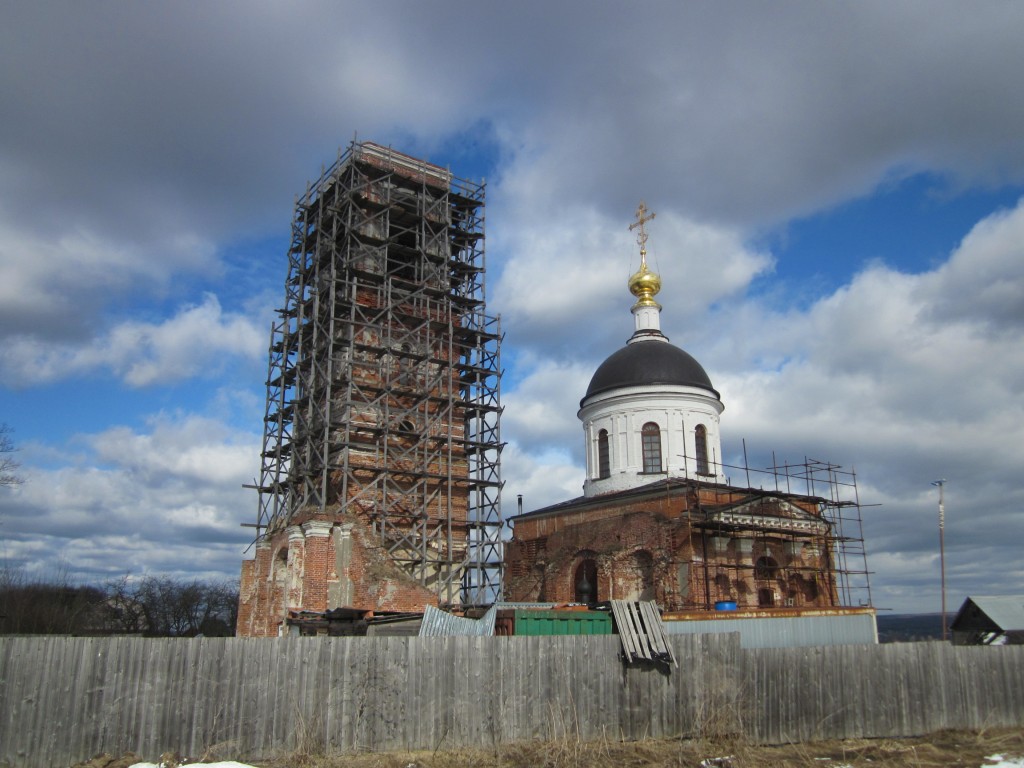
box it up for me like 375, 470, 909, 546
579, 384, 726, 496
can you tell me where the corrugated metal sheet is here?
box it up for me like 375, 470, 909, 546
418, 605, 497, 637
664, 610, 878, 648
610, 600, 677, 666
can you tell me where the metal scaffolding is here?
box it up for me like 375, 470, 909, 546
691, 454, 873, 611
253, 139, 503, 607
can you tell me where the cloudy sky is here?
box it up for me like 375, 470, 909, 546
2, 1, 1023, 615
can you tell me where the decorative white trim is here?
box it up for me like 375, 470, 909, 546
302, 520, 333, 538
630, 305, 666, 336
709, 511, 827, 535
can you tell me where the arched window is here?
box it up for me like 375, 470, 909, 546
641, 422, 662, 474
574, 559, 598, 604
597, 429, 610, 479
695, 424, 710, 475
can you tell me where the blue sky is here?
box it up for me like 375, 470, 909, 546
2, 1, 1024, 614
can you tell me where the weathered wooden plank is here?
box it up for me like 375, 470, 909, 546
2, 635, 1024, 766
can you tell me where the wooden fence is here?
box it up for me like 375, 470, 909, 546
1, 634, 1022, 767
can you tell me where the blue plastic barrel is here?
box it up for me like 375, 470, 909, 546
714, 601, 737, 611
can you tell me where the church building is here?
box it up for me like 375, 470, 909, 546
505, 205, 851, 613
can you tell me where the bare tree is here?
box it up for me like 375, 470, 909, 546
0, 570, 240, 636
1, 423, 23, 487
132, 575, 239, 636
0, 567, 104, 634
100, 575, 149, 633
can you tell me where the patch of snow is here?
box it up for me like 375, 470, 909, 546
700, 758, 736, 768
984, 756, 1024, 768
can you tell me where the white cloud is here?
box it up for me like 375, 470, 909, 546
927, 197, 1024, 330
0, 215, 217, 341
0, 414, 259, 582
91, 415, 257, 485
4, 2, 1024, 613
491, 202, 773, 359
500, 442, 583, 516
502, 358, 592, 461
1, 294, 264, 387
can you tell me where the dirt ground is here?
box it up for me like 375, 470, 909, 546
79, 728, 1024, 768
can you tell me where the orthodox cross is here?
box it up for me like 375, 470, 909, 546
629, 201, 656, 266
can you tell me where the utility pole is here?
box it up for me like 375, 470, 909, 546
932, 479, 947, 641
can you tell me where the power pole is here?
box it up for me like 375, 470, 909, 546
931, 479, 947, 641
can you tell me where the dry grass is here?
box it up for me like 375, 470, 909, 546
240, 727, 1024, 768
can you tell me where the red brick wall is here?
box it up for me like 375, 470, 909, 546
507, 486, 839, 613
237, 516, 440, 636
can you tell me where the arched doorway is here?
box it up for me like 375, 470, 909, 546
574, 559, 598, 604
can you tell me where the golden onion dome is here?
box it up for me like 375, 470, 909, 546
629, 259, 661, 308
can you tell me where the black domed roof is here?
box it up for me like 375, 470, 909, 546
583, 339, 719, 403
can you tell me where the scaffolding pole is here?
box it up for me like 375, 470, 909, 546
690, 452, 873, 611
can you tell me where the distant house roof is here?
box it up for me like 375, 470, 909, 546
951, 595, 1024, 634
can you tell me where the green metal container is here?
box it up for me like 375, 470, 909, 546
512, 610, 612, 636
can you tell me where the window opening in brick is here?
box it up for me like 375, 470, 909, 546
597, 429, 610, 479
641, 422, 662, 474
754, 555, 779, 580
758, 587, 775, 607
802, 576, 819, 602
695, 424, 710, 475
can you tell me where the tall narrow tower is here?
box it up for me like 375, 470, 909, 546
238, 140, 502, 636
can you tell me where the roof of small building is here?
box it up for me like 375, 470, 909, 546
583, 340, 719, 403
951, 595, 1024, 632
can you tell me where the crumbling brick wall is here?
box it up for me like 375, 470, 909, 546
506, 484, 838, 613
237, 514, 440, 637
